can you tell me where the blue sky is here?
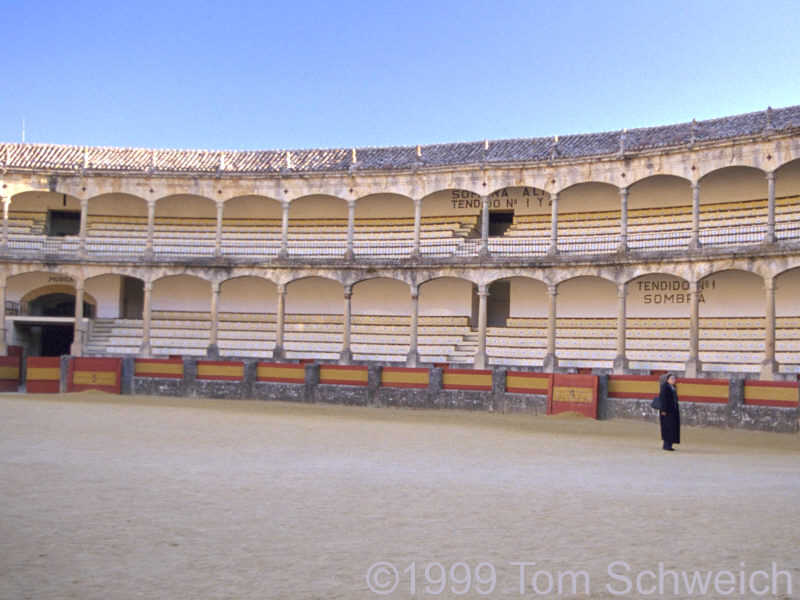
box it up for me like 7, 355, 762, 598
2, 0, 798, 151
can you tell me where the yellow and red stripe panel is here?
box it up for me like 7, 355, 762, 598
548, 373, 598, 418
607, 375, 660, 399
134, 358, 183, 379
442, 368, 492, 391
676, 378, 729, 403
506, 371, 551, 395
257, 362, 306, 384
381, 367, 429, 389
196, 360, 244, 381
0, 356, 21, 391
26, 357, 61, 393
744, 380, 798, 408
68, 357, 122, 394
319, 364, 368, 386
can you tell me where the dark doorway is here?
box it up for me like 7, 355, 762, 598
488, 280, 510, 327
489, 211, 514, 236
47, 210, 81, 236
40, 325, 74, 357
29, 293, 94, 318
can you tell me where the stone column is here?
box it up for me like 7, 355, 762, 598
764, 172, 776, 244
543, 284, 558, 371
78, 197, 89, 256
406, 285, 420, 366
207, 281, 220, 358
761, 277, 778, 379
70, 278, 85, 356
689, 181, 702, 250
613, 282, 628, 373
139, 280, 153, 357
145, 199, 156, 257
344, 200, 356, 260
479, 195, 490, 257
273, 284, 286, 360
548, 192, 559, 255
1, 195, 10, 250
411, 198, 422, 259
0, 279, 7, 354
475, 284, 488, 369
618, 187, 629, 252
214, 200, 224, 257
340, 285, 352, 364
684, 280, 702, 377
279, 200, 290, 258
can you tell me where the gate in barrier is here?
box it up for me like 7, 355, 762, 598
548, 373, 598, 418
68, 357, 123, 394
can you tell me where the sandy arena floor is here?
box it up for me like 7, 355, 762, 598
1, 392, 798, 600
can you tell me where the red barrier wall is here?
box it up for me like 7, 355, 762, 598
134, 358, 184, 379
26, 357, 62, 393
319, 365, 368, 386
257, 362, 305, 384
68, 357, 122, 394
0, 356, 21, 391
442, 368, 492, 391
548, 373, 598, 418
744, 380, 799, 407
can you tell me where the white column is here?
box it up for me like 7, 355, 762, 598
406, 285, 419, 367
274, 284, 286, 360
207, 281, 220, 358
145, 199, 156, 257
618, 187, 629, 252
614, 282, 628, 373
479, 196, 490, 257
761, 277, 778, 379
139, 280, 152, 357
684, 280, 702, 377
78, 197, 88, 256
345, 200, 355, 260
475, 284, 488, 369
548, 192, 559, 255
764, 172, 776, 244
411, 198, 422, 258
1, 195, 10, 250
339, 285, 352, 364
543, 284, 558, 371
70, 279, 85, 356
215, 200, 224, 257
279, 200, 290, 258
690, 181, 701, 249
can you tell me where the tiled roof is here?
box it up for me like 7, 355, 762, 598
1, 105, 798, 175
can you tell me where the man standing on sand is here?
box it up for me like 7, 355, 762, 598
658, 373, 680, 451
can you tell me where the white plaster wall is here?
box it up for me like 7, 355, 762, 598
290, 195, 346, 219
557, 277, 617, 317
157, 195, 215, 218
85, 275, 122, 319
509, 277, 548, 317
223, 196, 282, 219
88, 194, 147, 216
419, 278, 472, 316
152, 275, 211, 311
559, 183, 620, 214
352, 278, 410, 315
6, 272, 69, 302
776, 268, 800, 316
220, 277, 277, 313
11, 191, 81, 212
629, 176, 691, 210
700, 167, 768, 204
356, 195, 414, 218
776, 160, 800, 196
286, 277, 342, 314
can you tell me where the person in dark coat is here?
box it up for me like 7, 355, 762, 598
658, 373, 680, 451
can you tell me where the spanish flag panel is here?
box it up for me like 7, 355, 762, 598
381, 367, 429, 389
744, 380, 799, 407
134, 358, 184, 379
69, 357, 122, 394
196, 361, 245, 381
257, 362, 306, 384
319, 365, 368, 386
442, 368, 492, 391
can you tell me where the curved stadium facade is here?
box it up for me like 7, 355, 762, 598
1, 105, 799, 385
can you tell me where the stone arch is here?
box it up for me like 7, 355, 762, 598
219, 275, 278, 314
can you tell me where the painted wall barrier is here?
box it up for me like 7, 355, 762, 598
607, 374, 660, 399
676, 378, 730, 404
26, 357, 62, 393
506, 371, 551, 395
381, 366, 429, 389
257, 362, 306, 384
134, 358, 184, 379
743, 380, 799, 408
0, 356, 21, 391
68, 357, 122, 394
196, 360, 244, 381
548, 373, 598, 419
319, 364, 368, 386
442, 368, 492, 391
